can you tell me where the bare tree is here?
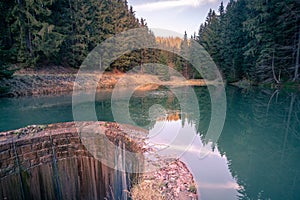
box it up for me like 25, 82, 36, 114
293, 27, 300, 82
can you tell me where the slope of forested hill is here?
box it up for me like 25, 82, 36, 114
0, 0, 151, 78
195, 0, 300, 84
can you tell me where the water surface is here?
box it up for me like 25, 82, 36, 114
1, 87, 300, 199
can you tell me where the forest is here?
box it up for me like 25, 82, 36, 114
196, 0, 300, 84
0, 0, 300, 86
0, 0, 151, 76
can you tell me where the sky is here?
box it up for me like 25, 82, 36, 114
128, 0, 229, 37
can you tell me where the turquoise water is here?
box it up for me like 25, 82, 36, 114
0, 87, 300, 199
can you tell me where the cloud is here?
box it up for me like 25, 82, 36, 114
198, 181, 241, 190
134, 0, 217, 11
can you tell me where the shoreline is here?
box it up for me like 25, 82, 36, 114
0, 66, 212, 98
0, 122, 198, 199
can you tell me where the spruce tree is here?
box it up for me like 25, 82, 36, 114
0, 1, 15, 79
11, 0, 63, 67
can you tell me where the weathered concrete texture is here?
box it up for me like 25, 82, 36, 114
0, 123, 84, 178
0, 156, 123, 200
0, 122, 141, 200
0, 122, 198, 200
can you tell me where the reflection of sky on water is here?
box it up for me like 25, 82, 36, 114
1, 87, 300, 199
148, 117, 240, 200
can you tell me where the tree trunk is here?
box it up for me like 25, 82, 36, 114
272, 51, 280, 84
185, 63, 188, 79
293, 27, 300, 82
26, 18, 33, 57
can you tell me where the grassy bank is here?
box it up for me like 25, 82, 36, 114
0, 66, 210, 97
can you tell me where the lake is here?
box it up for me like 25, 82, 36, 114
0, 86, 300, 200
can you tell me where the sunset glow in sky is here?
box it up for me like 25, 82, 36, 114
128, 0, 228, 37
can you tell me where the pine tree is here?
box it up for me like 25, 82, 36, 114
0, 1, 15, 79
197, 8, 225, 79
223, 0, 248, 81
242, 0, 300, 83
180, 31, 190, 78
49, 0, 144, 69
195, 0, 300, 84
0, 0, 158, 72
156, 53, 170, 81
10, 0, 64, 67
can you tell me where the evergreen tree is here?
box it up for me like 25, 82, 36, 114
196, 0, 300, 84
0, 0, 148, 70
222, 0, 248, 81
156, 53, 170, 81
11, 0, 64, 67
0, 1, 15, 79
180, 31, 190, 78
197, 9, 222, 71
